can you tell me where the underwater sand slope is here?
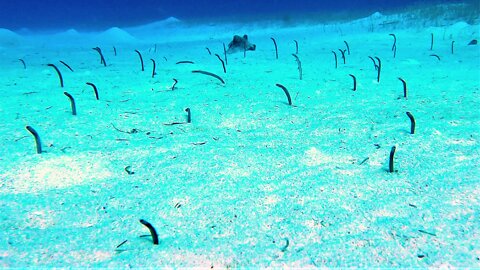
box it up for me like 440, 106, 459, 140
0, 7, 479, 268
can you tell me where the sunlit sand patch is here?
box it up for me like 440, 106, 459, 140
71, 219, 97, 228
446, 138, 476, 146
263, 195, 280, 205
341, 203, 355, 212
168, 251, 229, 268
0, 252, 9, 267
256, 195, 281, 215
67, 250, 113, 264
447, 189, 479, 206
259, 184, 276, 192
25, 210, 56, 229
357, 223, 370, 232
367, 151, 385, 167
335, 168, 361, 176
302, 147, 333, 166
372, 209, 396, 217
218, 116, 261, 130
311, 127, 344, 137
302, 147, 355, 169
211, 227, 235, 239
1, 154, 112, 194
217, 162, 252, 178
303, 219, 325, 232
454, 155, 471, 162
169, 196, 192, 217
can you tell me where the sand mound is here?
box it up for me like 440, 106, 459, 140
0, 28, 21, 46
96, 27, 137, 43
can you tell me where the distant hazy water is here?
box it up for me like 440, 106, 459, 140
0, 0, 474, 31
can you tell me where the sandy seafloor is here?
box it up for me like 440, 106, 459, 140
0, 6, 479, 268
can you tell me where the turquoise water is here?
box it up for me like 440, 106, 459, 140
0, 2, 479, 268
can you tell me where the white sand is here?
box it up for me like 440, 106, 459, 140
0, 7, 479, 268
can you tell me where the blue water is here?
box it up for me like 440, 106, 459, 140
0, 0, 472, 30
